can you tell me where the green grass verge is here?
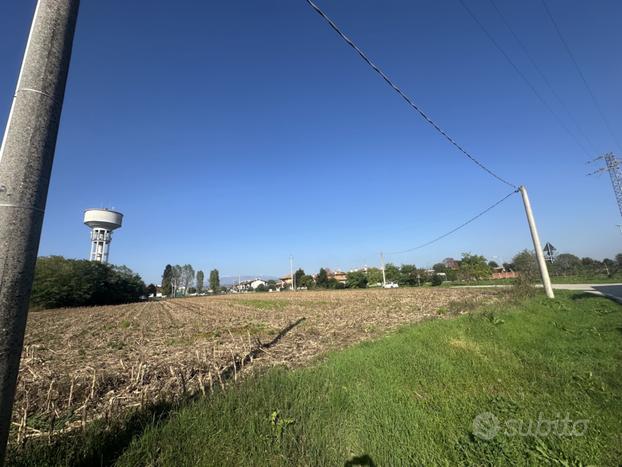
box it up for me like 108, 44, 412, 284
9, 292, 622, 466
448, 275, 622, 286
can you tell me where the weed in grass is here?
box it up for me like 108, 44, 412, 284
442, 298, 482, 315
507, 275, 537, 302
269, 410, 295, 446
483, 311, 505, 326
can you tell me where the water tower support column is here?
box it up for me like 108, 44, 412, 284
89, 228, 112, 263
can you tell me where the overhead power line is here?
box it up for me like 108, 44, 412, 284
540, 0, 621, 153
385, 188, 519, 255
488, 0, 597, 154
304, 0, 517, 189
458, 0, 591, 156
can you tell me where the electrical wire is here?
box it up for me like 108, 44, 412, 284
488, 0, 597, 155
540, 0, 621, 153
385, 188, 519, 255
458, 0, 591, 157
304, 0, 517, 189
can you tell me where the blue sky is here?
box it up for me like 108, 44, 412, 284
1, 0, 621, 284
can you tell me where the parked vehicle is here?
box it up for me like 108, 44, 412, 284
383, 282, 399, 289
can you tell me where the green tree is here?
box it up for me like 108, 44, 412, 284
299, 275, 314, 289
512, 250, 538, 280
603, 258, 616, 276
433, 263, 457, 281
458, 253, 491, 280
580, 257, 603, 275
31, 256, 146, 309
431, 274, 444, 286
181, 264, 195, 295
161, 264, 173, 296
294, 268, 305, 289
366, 268, 384, 285
316, 268, 329, 288
384, 263, 400, 283
209, 269, 220, 292
552, 253, 581, 276
399, 264, 419, 286
488, 261, 499, 268
196, 270, 205, 294
147, 283, 157, 297
171, 265, 183, 296
346, 271, 368, 288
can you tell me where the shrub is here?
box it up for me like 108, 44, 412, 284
508, 273, 536, 301
431, 274, 444, 286
30, 256, 146, 309
346, 271, 368, 289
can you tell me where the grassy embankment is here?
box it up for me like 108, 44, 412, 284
448, 274, 622, 286
10, 291, 622, 466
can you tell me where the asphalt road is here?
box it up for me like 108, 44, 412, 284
551, 283, 622, 302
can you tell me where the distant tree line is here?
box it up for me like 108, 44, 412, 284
509, 250, 622, 280
30, 256, 146, 309
160, 264, 220, 297
282, 248, 622, 290
158, 249, 622, 298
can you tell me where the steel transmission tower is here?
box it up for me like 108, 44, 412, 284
588, 153, 622, 218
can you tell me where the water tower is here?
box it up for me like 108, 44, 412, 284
83, 208, 123, 263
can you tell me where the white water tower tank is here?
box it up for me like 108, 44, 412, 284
83, 208, 123, 263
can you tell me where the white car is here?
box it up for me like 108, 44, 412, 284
383, 282, 399, 289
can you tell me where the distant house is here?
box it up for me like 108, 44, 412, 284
278, 275, 293, 289
331, 270, 348, 284
491, 266, 518, 280
231, 278, 267, 292
250, 279, 267, 290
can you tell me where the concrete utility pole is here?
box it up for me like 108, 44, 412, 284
380, 252, 386, 287
289, 255, 294, 291
0, 0, 80, 461
519, 186, 554, 299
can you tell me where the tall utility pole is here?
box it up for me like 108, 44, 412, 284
0, 0, 80, 461
587, 153, 622, 218
289, 255, 295, 291
380, 252, 386, 287
519, 186, 554, 299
